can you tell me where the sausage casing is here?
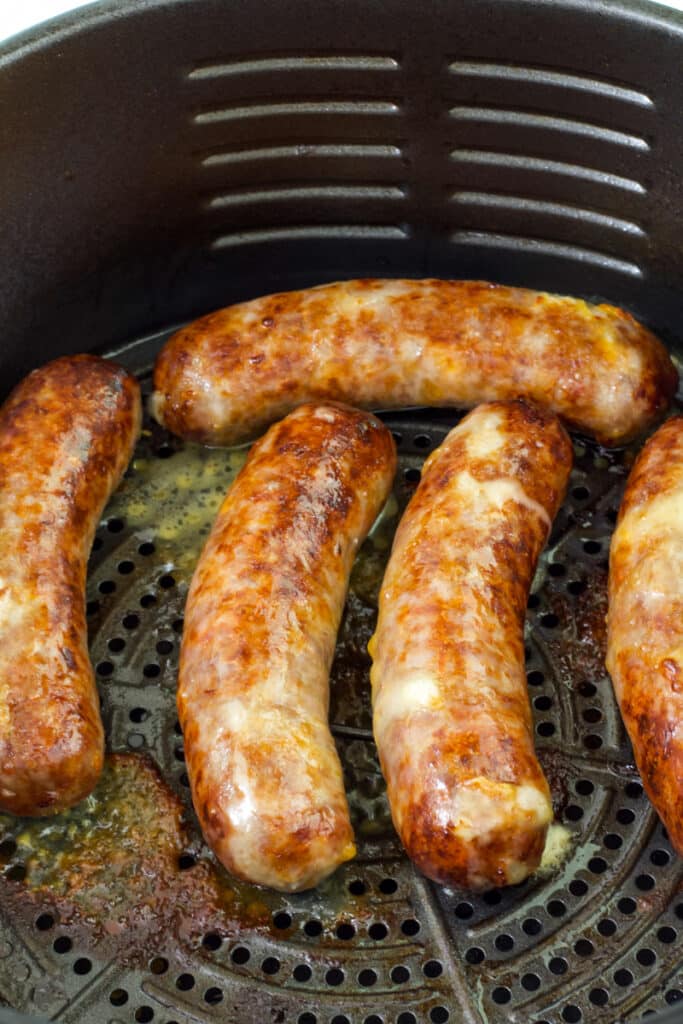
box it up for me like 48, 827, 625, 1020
0, 355, 142, 816
151, 278, 676, 447
369, 400, 573, 889
607, 416, 683, 855
177, 402, 396, 891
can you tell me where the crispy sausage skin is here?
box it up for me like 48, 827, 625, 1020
177, 402, 396, 892
369, 400, 573, 889
607, 416, 683, 855
0, 355, 142, 816
151, 279, 676, 447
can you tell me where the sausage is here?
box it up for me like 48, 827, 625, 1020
177, 401, 396, 891
0, 355, 142, 816
607, 416, 683, 855
369, 400, 573, 889
151, 278, 676, 447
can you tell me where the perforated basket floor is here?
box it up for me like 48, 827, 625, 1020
0, 331, 682, 1024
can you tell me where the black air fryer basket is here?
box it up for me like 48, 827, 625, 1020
1, 2, 683, 1022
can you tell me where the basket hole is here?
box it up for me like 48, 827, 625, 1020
527, 670, 545, 686
618, 898, 636, 916
578, 681, 596, 697
358, 968, 377, 986
174, 747, 185, 763
548, 562, 566, 577
154, 444, 174, 459
549, 957, 568, 975
562, 1007, 581, 1023
521, 973, 540, 991
569, 879, 588, 896
123, 613, 140, 629
572, 486, 590, 501
574, 939, 594, 957
108, 637, 125, 653
73, 958, 92, 975
540, 613, 559, 629
143, 663, 161, 678
273, 911, 292, 930
293, 964, 312, 982
53, 936, 72, 954
548, 900, 566, 917
537, 721, 555, 737
414, 434, 432, 448
262, 957, 280, 975
336, 922, 355, 940
482, 889, 502, 905
156, 640, 173, 656
98, 580, 116, 595
6, 863, 26, 882
651, 848, 670, 867
657, 926, 677, 944
494, 934, 514, 952
589, 989, 609, 1006
397, 1014, 416, 1024
86, 600, 100, 617
150, 956, 169, 973
583, 540, 601, 554
140, 593, 157, 608
465, 947, 484, 964
326, 967, 344, 986
533, 695, 552, 711
567, 579, 587, 595
369, 922, 388, 941
588, 857, 607, 874
604, 833, 622, 850
582, 707, 602, 723
202, 932, 221, 951
178, 853, 195, 870
159, 574, 176, 589
176, 973, 194, 991
135, 1008, 154, 1023
637, 948, 656, 966
492, 987, 511, 1005
391, 965, 410, 984
298, 1015, 317, 1024
666, 990, 683, 1005
625, 781, 643, 799
423, 960, 443, 978
231, 946, 250, 964
430, 1010, 449, 1024
598, 918, 617, 935
617, 808, 635, 825
584, 734, 602, 750
109, 989, 128, 1006
401, 918, 420, 936
636, 873, 655, 891
614, 969, 633, 987
527, 594, 540, 610
118, 560, 135, 575
522, 918, 542, 936
96, 661, 113, 677
138, 542, 156, 556
404, 467, 421, 483
565, 805, 584, 822
348, 879, 366, 896
127, 733, 145, 749
454, 902, 473, 919
107, 517, 125, 533
35, 913, 54, 931
392, 432, 403, 447
379, 877, 398, 894
204, 987, 223, 1005
304, 919, 323, 937
129, 707, 149, 723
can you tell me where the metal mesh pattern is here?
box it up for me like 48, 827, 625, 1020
0, 336, 682, 1024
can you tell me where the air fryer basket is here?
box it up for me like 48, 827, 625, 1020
1, 1, 683, 1022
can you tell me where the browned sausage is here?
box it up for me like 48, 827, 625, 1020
0, 355, 142, 816
369, 400, 573, 889
607, 416, 683, 855
151, 279, 676, 447
177, 402, 396, 891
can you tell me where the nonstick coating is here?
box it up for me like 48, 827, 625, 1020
1, 2, 683, 1023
